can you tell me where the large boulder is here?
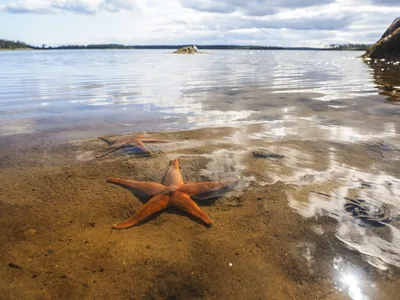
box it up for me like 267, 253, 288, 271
174, 45, 199, 54
363, 17, 400, 60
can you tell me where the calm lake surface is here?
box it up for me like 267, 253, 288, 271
1, 49, 400, 299
1, 49, 398, 139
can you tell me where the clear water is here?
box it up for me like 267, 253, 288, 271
1, 49, 400, 300
1, 49, 396, 138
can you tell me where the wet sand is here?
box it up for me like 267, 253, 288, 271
1, 125, 400, 300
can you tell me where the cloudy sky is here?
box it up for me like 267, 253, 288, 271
0, 0, 399, 47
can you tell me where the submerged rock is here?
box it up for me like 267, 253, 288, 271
252, 148, 285, 159
363, 17, 400, 60
174, 45, 199, 54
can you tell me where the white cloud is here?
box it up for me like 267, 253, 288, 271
0, 0, 144, 14
181, 0, 336, 16
1, 0, 400, 46
369, 0, 399, 4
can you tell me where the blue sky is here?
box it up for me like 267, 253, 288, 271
0, 0, 399, 47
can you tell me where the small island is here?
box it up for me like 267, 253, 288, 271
174, 45, 199, 54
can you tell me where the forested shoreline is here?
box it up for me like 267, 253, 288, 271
0, 39, 371, 51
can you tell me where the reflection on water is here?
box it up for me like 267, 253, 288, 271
364, 58, 400, 101
287, 147, 400, 270
0, 49, 394, 137
250, 116, 398, 144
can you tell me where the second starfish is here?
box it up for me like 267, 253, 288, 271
96, 135, 170, 158
107, 159, 238, 228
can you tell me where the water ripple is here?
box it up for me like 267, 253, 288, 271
0, 49, 393, 136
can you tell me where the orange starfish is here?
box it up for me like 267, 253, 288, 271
96, 135, 171, 158
107, 159, 238, 228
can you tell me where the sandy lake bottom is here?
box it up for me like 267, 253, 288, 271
1, 122, 400, 300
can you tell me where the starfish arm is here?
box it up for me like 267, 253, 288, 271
98, 136, 115, 146
113, 194, 169, 229
136, 140, 152, 154
96, 147, 119, 158
179, 180, 238, 197
107, 177, 166, 196
171, 191, 213, 225
163, 159, 184, 186
96, 140, 129, 158
140, 139, 171, 143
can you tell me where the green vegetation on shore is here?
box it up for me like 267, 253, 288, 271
0, 39, 32, 50
48, 44, 136, 49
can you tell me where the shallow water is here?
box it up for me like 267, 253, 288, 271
1, 49, 399, 139
1, 49, 400, 299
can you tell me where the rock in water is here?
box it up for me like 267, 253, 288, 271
174, 45, 199, 54
363, 17, 400, 60
252, 148, 285, 159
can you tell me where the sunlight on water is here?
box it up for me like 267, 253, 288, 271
333, 257, 371, 300
250, 116, 398, 143
1, 49, 395, 137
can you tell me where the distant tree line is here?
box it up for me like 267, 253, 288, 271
135, 45, 284, 50
46, 44, 136, 49
44, 44, 284, 50
0, 38, 372, 51
0, 40, 285, 50
0, 39, 32, 49
329, 43, 371, 50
